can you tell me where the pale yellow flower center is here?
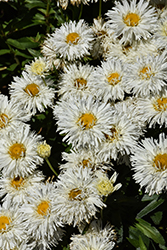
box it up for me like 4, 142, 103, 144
123, 13, 140, 26
78, 113, 97, 130
153, 153, 167, 171
37, 201, 50, 216
37, 142, 51, 158
74, 78, 87, 88
8, 143, 26, 160
25, 83, 39, 96
139, 66, 153, 80
107, 72, 120, 85
0, 113, 9, 129
0, 216, 11, 231
11, 176, 24, 189
153, 97, 167, 111
69, 188, 82, 201
31, 60, 46, 75
97, 178, 114, 196
66, 32, 80, 44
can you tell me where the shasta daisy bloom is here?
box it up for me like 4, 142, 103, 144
106, 0, 158, 44
57, 63, 95, 99
99, 112, 141, 161
70, 220, 116, 250
136, 91, 167, 128
94, 171, 122, 197
90, 58, 129, 101
52, 20, 94, 61
61, 147, 112, 172
25, 57, 50, 76
54, 167, 105, 226
0, 125, 43, 177
131, 133, 167, 195
0, 94, 30, 135
53, 95, 114, 149
9, 71, 55, 115
0, 200, 27, 250
125, 52, 167, 97
20, 182, 64, 250
0, 171, 45, 205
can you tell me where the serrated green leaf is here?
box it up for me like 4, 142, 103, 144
139, 235, 147, 250
0, 49, 10, 56
150, 211, 163, 225
135, 219, 165, 245
137, 198, 164, 218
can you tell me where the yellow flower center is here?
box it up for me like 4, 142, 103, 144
78, 113, 97, 130
153, 97, 167, 111
8, 143, 26, 160
139, 66, 153, 80
37, 142, 51, 158
123, 13, 140, 27
82, 159, 90, 168
37, 201, 50, 216
0, 113, 9, 129
66, 32, 80, 44
74, 78, 87, 88
122, 44, 132, 55
97, 178, 114, 196
31, 60, 46, 75
153, 153, 167, 171
0, 216, 11, 231
69, 188, 82, 201
24, 83, 39, 96
11, 176, 24, 189
107, 72, 120, 85
105, 127, 118, 142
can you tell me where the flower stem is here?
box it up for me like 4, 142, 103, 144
45, 158, 58, 176
42, 76, 47, 86
99, 0, 102, 18
78, 3, 83, 20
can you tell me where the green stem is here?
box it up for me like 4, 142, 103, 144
99, 0, 102, 18
45, 158, 58, 176
46, 0, 51, 33
78, 3, 83, 20
42, 76, 47, 86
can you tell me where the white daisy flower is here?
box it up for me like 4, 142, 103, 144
41, 33, 65, 70
52, 20, 94, 61
0, 125, 43, 177
70, 220, 116, 250
9, 71, 55, 115
0, 201, 27, 250
61, 147, 112, 172
131, 133, 167, 195
99, 112, 141, 161
57, 63, 95, 99
154, 17, 167, 49
55, 167, 105, 226
53, 95, 114, 149
20, 182, 64, 250
0, 94, 31, 135
136, 91, 167, 128
25, 57, 50, 76
0, 171, 45, 205
106, 0, 158, 44
125, 52, 167, 97
94, 171, 122, 197
90, 58, 129, 101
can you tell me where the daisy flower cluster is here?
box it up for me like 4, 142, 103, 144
1, 0, 167, 248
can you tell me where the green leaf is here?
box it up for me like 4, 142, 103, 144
7, 63, 18, 71
27, 48, 41, 57
0, 49, 10, 56
25, 0, 46, 9
14, 50, 32, 59
135, 219, 165, 245
137, 198, 164, 218
6, 38, 39, 50
139, 235, 147, 250
150, 211, 163, 225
